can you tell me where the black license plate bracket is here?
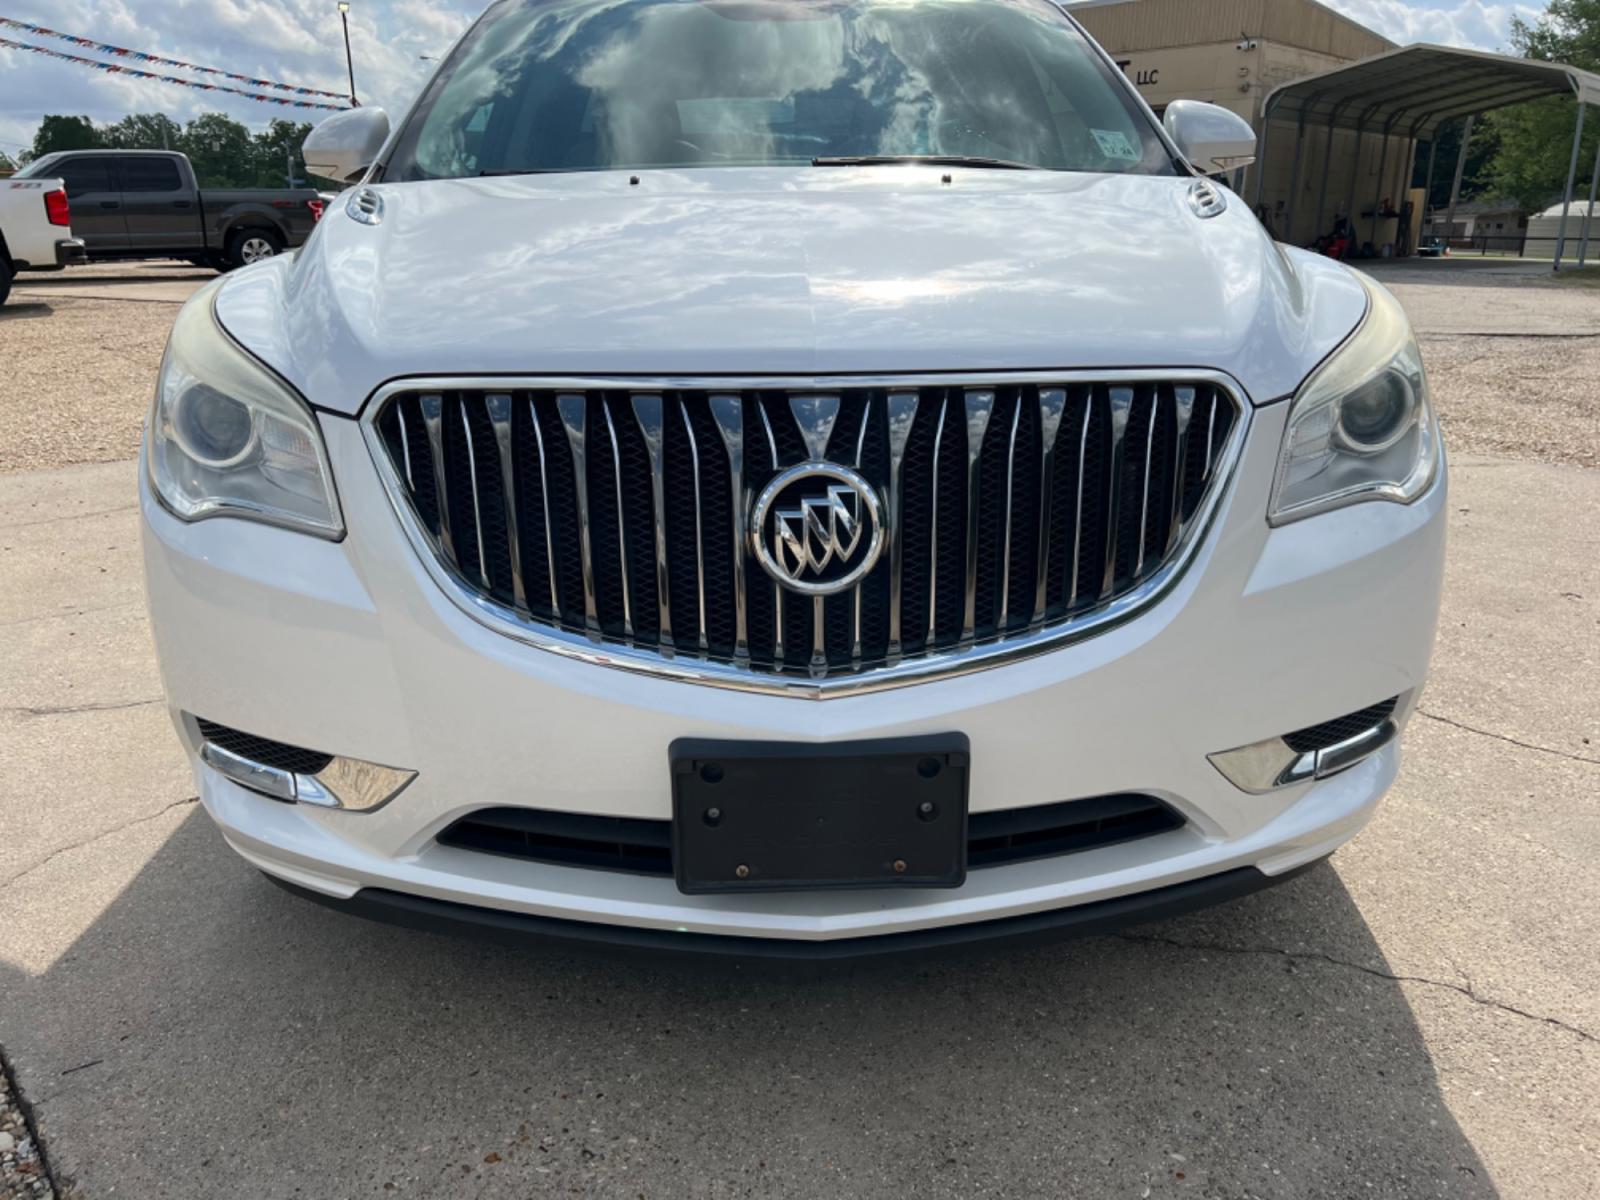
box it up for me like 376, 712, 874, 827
670, 735, 970, 895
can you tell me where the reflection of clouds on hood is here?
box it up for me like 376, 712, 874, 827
577, 4, 847, 164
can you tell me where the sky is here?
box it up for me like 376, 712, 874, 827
0, 0, 1550, 163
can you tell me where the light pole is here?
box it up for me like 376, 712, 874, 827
337, 2, 358, 107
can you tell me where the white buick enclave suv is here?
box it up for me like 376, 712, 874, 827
140, 0, 1445, 959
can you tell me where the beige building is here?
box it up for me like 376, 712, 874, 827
1073, 0, 1418, 251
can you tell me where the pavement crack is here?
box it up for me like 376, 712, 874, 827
1117, 933, 1597, 1045
0, 797, 198, 894
0, 600, 142, 629
5, 698, 163, 718
6, 502, 137, 529
1416, 708, 1600, 766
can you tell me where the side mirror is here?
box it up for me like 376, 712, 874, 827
1163, 100, 1257, 174
303, 107, 391, 185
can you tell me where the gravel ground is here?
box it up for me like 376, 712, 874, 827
0, 294, 176, 474
0, 1066, 52, 1200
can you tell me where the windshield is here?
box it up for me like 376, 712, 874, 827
385, 0, 1175, 179
12, 154, 63, 180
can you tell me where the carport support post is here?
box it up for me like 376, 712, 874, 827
1253, 97, 1279, 211
1579, 130, 1600, 267
1444, 114, 1477, 255
1370, 128, 1392, 251
1344, 125, 1367, 230
1555, 101, 1587, 271
1282, 115, 1309, 244
1311, 120, 1337, 242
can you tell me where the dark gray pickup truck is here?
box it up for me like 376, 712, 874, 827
13, 149, 324, 271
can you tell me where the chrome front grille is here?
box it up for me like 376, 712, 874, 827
368, 374, 1245, 693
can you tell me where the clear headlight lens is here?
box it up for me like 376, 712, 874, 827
148, 284, 342, 539
1270, 277, 1440, 525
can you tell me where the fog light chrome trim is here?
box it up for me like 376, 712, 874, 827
1209, 716, 1401, 794
192, 718, 416, 811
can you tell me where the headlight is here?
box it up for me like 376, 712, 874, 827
1269, 277, 1440, 525
147, 283, 343, 539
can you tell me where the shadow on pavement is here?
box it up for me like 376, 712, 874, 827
16, 269, 218, 288
0, 302, 54, 320
0, 809, 1498, 1198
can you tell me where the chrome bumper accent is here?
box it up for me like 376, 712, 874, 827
1209, 709, 1405, 795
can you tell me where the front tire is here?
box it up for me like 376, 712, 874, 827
0, 258, 12, 307
225, 228, 284, 271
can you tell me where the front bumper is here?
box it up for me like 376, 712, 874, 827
140, 400, 1448, 947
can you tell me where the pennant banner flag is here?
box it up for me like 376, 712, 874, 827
0, 35, 350, 110
0, 16, 352, 102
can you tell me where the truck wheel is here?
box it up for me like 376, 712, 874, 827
226, 228, 284, 270
0, 259, 12, 307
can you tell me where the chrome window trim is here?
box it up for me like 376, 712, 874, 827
358, 370, 1252, 701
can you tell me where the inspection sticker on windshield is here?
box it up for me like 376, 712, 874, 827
1091, 128, 1140, 161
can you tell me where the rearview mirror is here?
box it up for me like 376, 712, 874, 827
303, 107, 391, 185
1163, 100, 1257, 175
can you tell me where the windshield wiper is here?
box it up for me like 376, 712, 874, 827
811, 154, 1040, 171
478, 168, 576, 177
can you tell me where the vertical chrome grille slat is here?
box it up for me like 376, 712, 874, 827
459, 398, 490, 588
1033, 388, 1067, 623
1134, 387, 1159, 578
756, 401, 783, 664
1101, 386, 1135, 602
485, 393, 525, 611
928, 392, 949, 643
708, 394, 748, 660
961, 389, 995, 641
885, 390, 920, 657
680, 400, 708, 652
398, 412, 413, 488
1068, 387, 1092, 609
1168, 385, 1197, 559
378, 376, 1240, 684
1203, 389, 1219, 483
419, 393, 455, 562
790, 394, 841, 461
630, 393, 672, 648
601, 400, 633, 639
998, 393, 1022, 633
529, 398, 561, 616
556, 392, 598, 633
852, 401, 872, 663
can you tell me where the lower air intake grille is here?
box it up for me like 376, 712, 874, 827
371, 377, 1242, 684
195, 719, 334, 776
1282, 698, 1400, 754
438, 795, 1183, 878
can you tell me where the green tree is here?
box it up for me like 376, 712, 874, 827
1483, 0, 1600, 210
1414, 118, 1503, 208
249, 120, 316, 188
30, 115, 103, 158
178, 113, 256, 188
102, 113, 184, 152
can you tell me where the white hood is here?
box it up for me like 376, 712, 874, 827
216, 166, 1367, 415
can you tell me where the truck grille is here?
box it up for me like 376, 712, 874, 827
371, 377, 1242, 685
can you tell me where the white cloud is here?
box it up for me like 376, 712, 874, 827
1304, 0, 1542, 51
0, 0, 486, 157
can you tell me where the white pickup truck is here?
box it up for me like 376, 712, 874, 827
0, 173, 85, 304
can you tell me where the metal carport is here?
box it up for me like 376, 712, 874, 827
1254, 44, 1600, 269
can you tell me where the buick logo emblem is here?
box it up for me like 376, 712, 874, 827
751, 464, 886, 596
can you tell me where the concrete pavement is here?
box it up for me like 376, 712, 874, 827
0, 454, 1595, 1198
